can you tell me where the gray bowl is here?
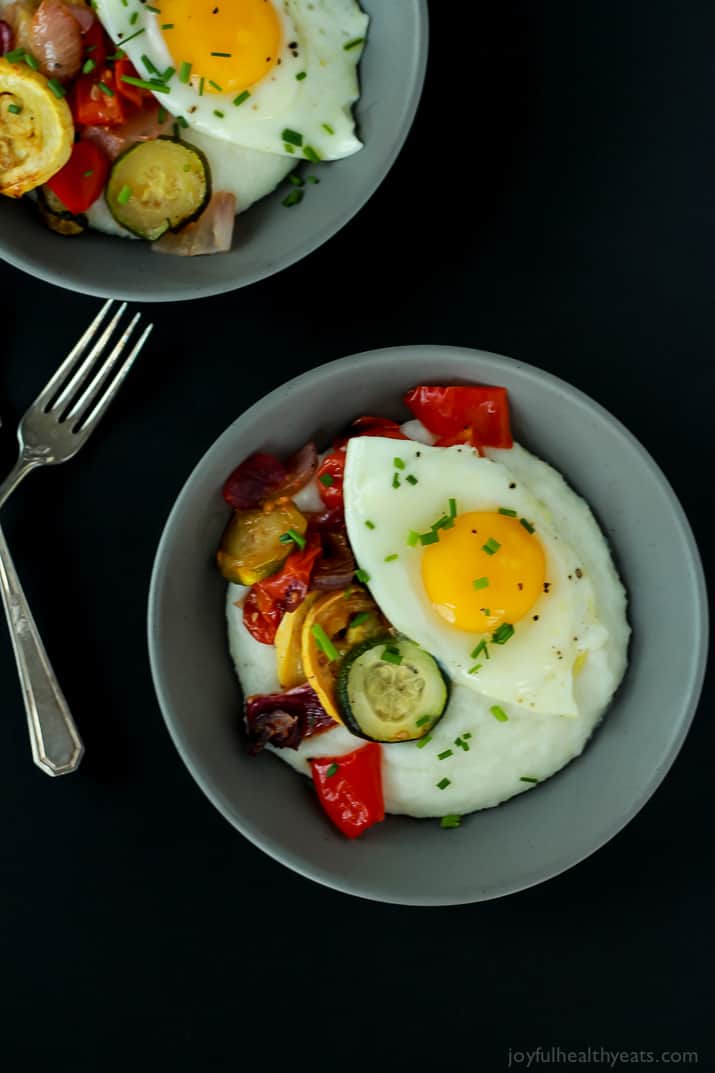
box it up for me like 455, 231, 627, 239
0, 1, 427, 301
148, 346, 708, 905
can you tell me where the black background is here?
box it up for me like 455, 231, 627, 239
1, 3, 713, 1071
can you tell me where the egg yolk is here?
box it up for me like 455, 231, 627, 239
160, 0, 281, 94
421, 512, 546, 632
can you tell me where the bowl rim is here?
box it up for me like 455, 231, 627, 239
147, 345, 709, 904
0, 1, 429, 302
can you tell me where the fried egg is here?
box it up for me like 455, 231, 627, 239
96, 0, 368, 158
344, 438, 609, 717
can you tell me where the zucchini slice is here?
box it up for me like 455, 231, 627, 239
105, 137, 210, 241
337, 635, 448, 743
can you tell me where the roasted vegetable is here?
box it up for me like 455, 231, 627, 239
274, 591, 319, 690
45, 138, 108, 214
105, 137, 210, 241
336, 636, 448, 743
244, 683, 335, 753
0, 55, 72, 197
242, 532, 321, 645
222, 442, 318, 511
152, 190, 236, 257
301, 588, 379, 723
36, 182, 85, 234
217, 502, 308, 586
311, 744, 385, 839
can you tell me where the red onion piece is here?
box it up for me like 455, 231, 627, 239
244, 684, 335, 753
273, 441, 318, 500
31, 0, 82, 82
222, 452, 287, 511
67, 2, 93, 32
311, 531, 356, 591
81, 107, 176, 162
0, 19, 15, 54
152, 191, 236, 257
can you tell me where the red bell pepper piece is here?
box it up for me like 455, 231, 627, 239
73, 67, 126, 127
81, 20, 109, 70
114, 58, 146, 108
315, 446, 347, 512
46, 140, 109, 215
311, 743, 385, 838
242, 533, 321, 644
403, 385, 513, 449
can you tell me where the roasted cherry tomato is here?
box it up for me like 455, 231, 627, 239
46, 139, 109, 215
73, 67, 126, 127
311, 743, 385, 838
403, 385, 513, 449
316, 447, 346, 511
351, 416, 409, 440
242, 533, 321, 645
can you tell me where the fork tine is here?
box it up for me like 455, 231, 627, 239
63, 312, 143, 425
32, 300, 117, 410
72, 322, 153, 435
45, 302, 128, 416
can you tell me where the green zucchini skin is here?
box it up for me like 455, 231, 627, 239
337, 634, 449, 743
105, 137, 211, 241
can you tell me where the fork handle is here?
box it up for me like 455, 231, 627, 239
0, 525, 84, 776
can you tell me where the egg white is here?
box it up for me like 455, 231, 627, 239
225, 437, 629, 819
344, 438, 607, 717
95, 0, 368, 158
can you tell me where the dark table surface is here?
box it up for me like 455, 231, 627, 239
1, 2, 713, 1071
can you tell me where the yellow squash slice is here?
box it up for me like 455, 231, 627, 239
0, 57, 73, 198
275, 591, 320, 691
301, 589, 379, 723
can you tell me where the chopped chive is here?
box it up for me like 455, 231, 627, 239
438, 749, 453, 760
448, 497, 457, 518
284, 143, 295, 154
393, 457, 406, 470
4, 48, 26, 63
306, 175, 320, 184
318, 473, 334, 487
406, 474, 418, 485
440, 814, 461, 828
211, 51, 232, 57
326, 762, 339, 777
233, 89, 250, 106
482, 537, 501, 555
499, 507, 517, 517
176, 115, 188, 127
384, 554, 398, 563
490, 705, 509, 722
198, 77, 205, 96
161, 23, 174, 30
468, 663, 482, 674
129, 10, 138, 24
82, 57, 96, 74
322, 122, 335, 135
47, 78, 66, 98
520, 776, 539, 784
97, 81, 114, 96
278, 528, 307, 550
117, 184, 132, 205
463, 732, 472, 739
23, 52, 39, 70
117, 27, 146, 46
381, 646, 402, 665
364, 519, 375, 530
431, 515, 451, 531
416, 734, 432, 749
142, 54, 160, 74
455, 737, 470, 751
288, 173, 304, 186
146, 4, 161, 11
158, 105, 167, 122
416, 715, 431, 727
179, 60, 192, 83
81, 169, 94, 178
296, 71, 307, 80
162, 66, 175, 81
121, 75, 171, 93
407, 530, 420, 547
473, 577, 489, 590
107, 49, 126, 61
482, 608, 491, 616
311, 624, 339, 662
303, 145, 321, 163
213, 109, 225, 118
355, 569, 370, 584
419, 530, 439, 545
491, 623, 515, 645
208, 80, 223, 91
520, 518, 535, 534
344, 36, 364, 50
282, 189, 303, 207
349, 612, 369, 629
392, 473, 400, 489
437, 777, 451, 790
7, 103, 22, 114
282, 127, 303, 146
470, 640, 489, 660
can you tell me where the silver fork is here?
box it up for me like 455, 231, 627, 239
0, 301, 153, 776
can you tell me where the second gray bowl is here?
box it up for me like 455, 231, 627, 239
148, 346, 708, 904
